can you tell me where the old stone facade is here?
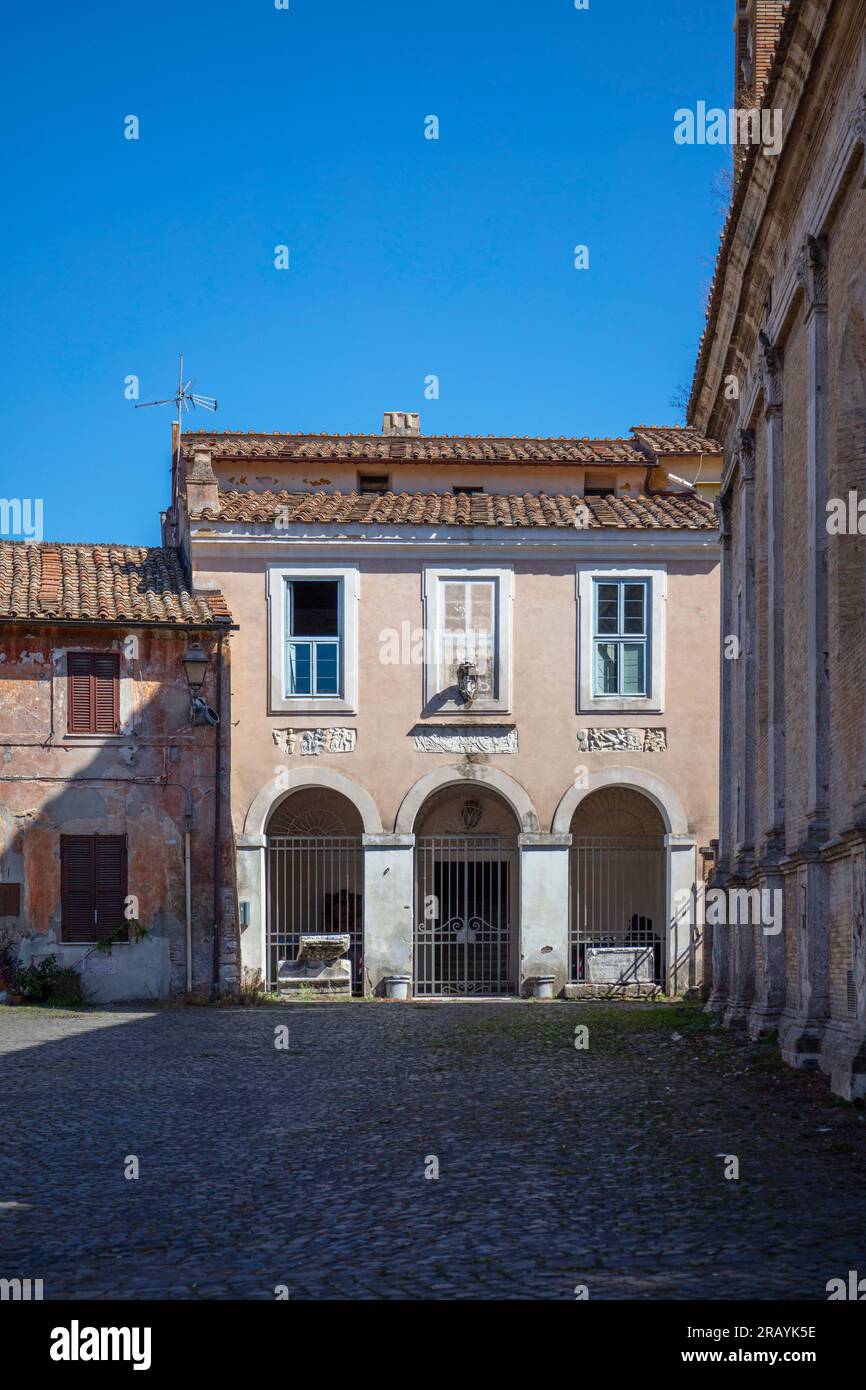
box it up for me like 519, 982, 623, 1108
690, 0, 866, 1096
0, 543, 238, 1001
169, 418, 722, 1000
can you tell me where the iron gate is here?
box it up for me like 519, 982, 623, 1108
267, 835, 364, 992
570, 835, 665, 986
415, 835, 517, 995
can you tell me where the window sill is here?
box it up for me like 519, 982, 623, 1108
270, 697, 357, 716
579, 696, 663, 715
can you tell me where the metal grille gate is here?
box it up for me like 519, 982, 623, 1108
415, 835, 517, 996
570, 835, 665, 986
267, 836, 364, 992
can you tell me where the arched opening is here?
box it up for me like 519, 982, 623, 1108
413, 785, 519, 996
266, 788, 364, 993
569, 787, 666, 989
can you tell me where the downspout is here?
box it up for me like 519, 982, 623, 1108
211, 631, 224, 996
185, 827, 193, 992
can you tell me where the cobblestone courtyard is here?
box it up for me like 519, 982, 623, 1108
2, 1000, 865, 1300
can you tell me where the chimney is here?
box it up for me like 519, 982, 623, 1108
736, 1, 788, 106
382, 411, 421, 436
185, 449, 220, 517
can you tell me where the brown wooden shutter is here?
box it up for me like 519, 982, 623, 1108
61, 835, 96, 941
94, 653, 120, 734
61, 834, 127, 941
94, 836, 128, 939
68, 653, 95, 734
67, 652, 119, 734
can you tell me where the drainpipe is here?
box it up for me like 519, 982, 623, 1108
185, 826, 193, 992
211, 632, 224, 997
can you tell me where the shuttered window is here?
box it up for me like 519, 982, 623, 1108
67, 652, 120, 734
61, 835, 128, 942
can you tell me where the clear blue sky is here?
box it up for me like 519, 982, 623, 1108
1, 0, 732, 545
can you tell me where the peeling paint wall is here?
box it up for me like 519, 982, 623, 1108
0, 625, 237, 1000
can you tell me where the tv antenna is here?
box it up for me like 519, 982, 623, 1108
135, 354, 218, 509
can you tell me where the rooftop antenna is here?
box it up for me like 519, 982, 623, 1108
135, 354, 218, 510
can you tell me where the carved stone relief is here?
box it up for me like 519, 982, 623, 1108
577, 728, 667, 753
412, 726, 518, 754
273, 727, 357, 755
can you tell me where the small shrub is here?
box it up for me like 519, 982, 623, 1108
14, 955, 85, 1007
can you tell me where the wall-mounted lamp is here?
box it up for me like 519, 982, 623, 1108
183, 644, 209, 690
457, 661, 479, 706
183, 644, 219, 725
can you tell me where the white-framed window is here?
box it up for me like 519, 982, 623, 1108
576, 564, 666, 713
267, 566, 359, 714
592, 579, 649, 697
423, 567, 513, 714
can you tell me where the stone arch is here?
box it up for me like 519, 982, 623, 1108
394, 765, 539, 834
552, 765, 688, 836
243, 767, 383, 840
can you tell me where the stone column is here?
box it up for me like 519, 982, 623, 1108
707, 489, 734, 1015
362, 833, 414, 995
735, 430, 757, 872
236, 833, 266, 980
780, 858, 829, 1066
748, 867, 786, 1036
798, 234, 831, 843
757, 332, 786, 862
778, 236, 831, 1066
518, 833, 571, 996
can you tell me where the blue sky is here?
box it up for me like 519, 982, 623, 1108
1, 0, 732, 545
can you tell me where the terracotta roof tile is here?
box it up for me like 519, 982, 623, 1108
204, 488, 716, 532
631, 425, 722, 455
184, 432, 646, 466
0, 543, 231, 625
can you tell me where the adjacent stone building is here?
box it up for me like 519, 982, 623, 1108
690, 0, 866, 1095
0, 541, 237, 1001
168, 416, 722, 999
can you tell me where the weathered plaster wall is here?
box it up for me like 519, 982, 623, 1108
0, 626, 236, 1000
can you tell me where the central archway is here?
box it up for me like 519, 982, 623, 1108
413, 785, 519, 996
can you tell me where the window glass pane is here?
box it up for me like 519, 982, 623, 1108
621, 643, 646, 695
314, 642, 339, 694
287, 642, 312, 695
623, 583, 646, 634
594, 642, 619, 694
469, 582, 495, 635
596, 583, 619, 634
443, 582, 469, 633
291, 581, 339, 637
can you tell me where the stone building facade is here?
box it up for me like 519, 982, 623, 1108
0, 542, 237, 1001
169, 417, 722, 999
690, 0, 866, 1096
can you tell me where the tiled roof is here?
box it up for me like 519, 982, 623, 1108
183, 424, 719, 465
185, 432, 645, 464
631, 425, 721, 455
0, 543, 231, 625
202, 489, 716, 531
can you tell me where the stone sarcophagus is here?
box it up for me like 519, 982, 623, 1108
276, 934, 352, 995
584, 946, 655, 984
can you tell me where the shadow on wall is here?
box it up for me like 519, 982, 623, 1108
0, 648, 234, 1004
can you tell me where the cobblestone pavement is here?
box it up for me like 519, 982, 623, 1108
1, 1000, 865, 1300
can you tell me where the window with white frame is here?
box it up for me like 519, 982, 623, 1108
576, 565, 665, 713
285, 580, 342, 697
268, 566, 358, 714
592, 579, 649, 697
423, 567, 512, 713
